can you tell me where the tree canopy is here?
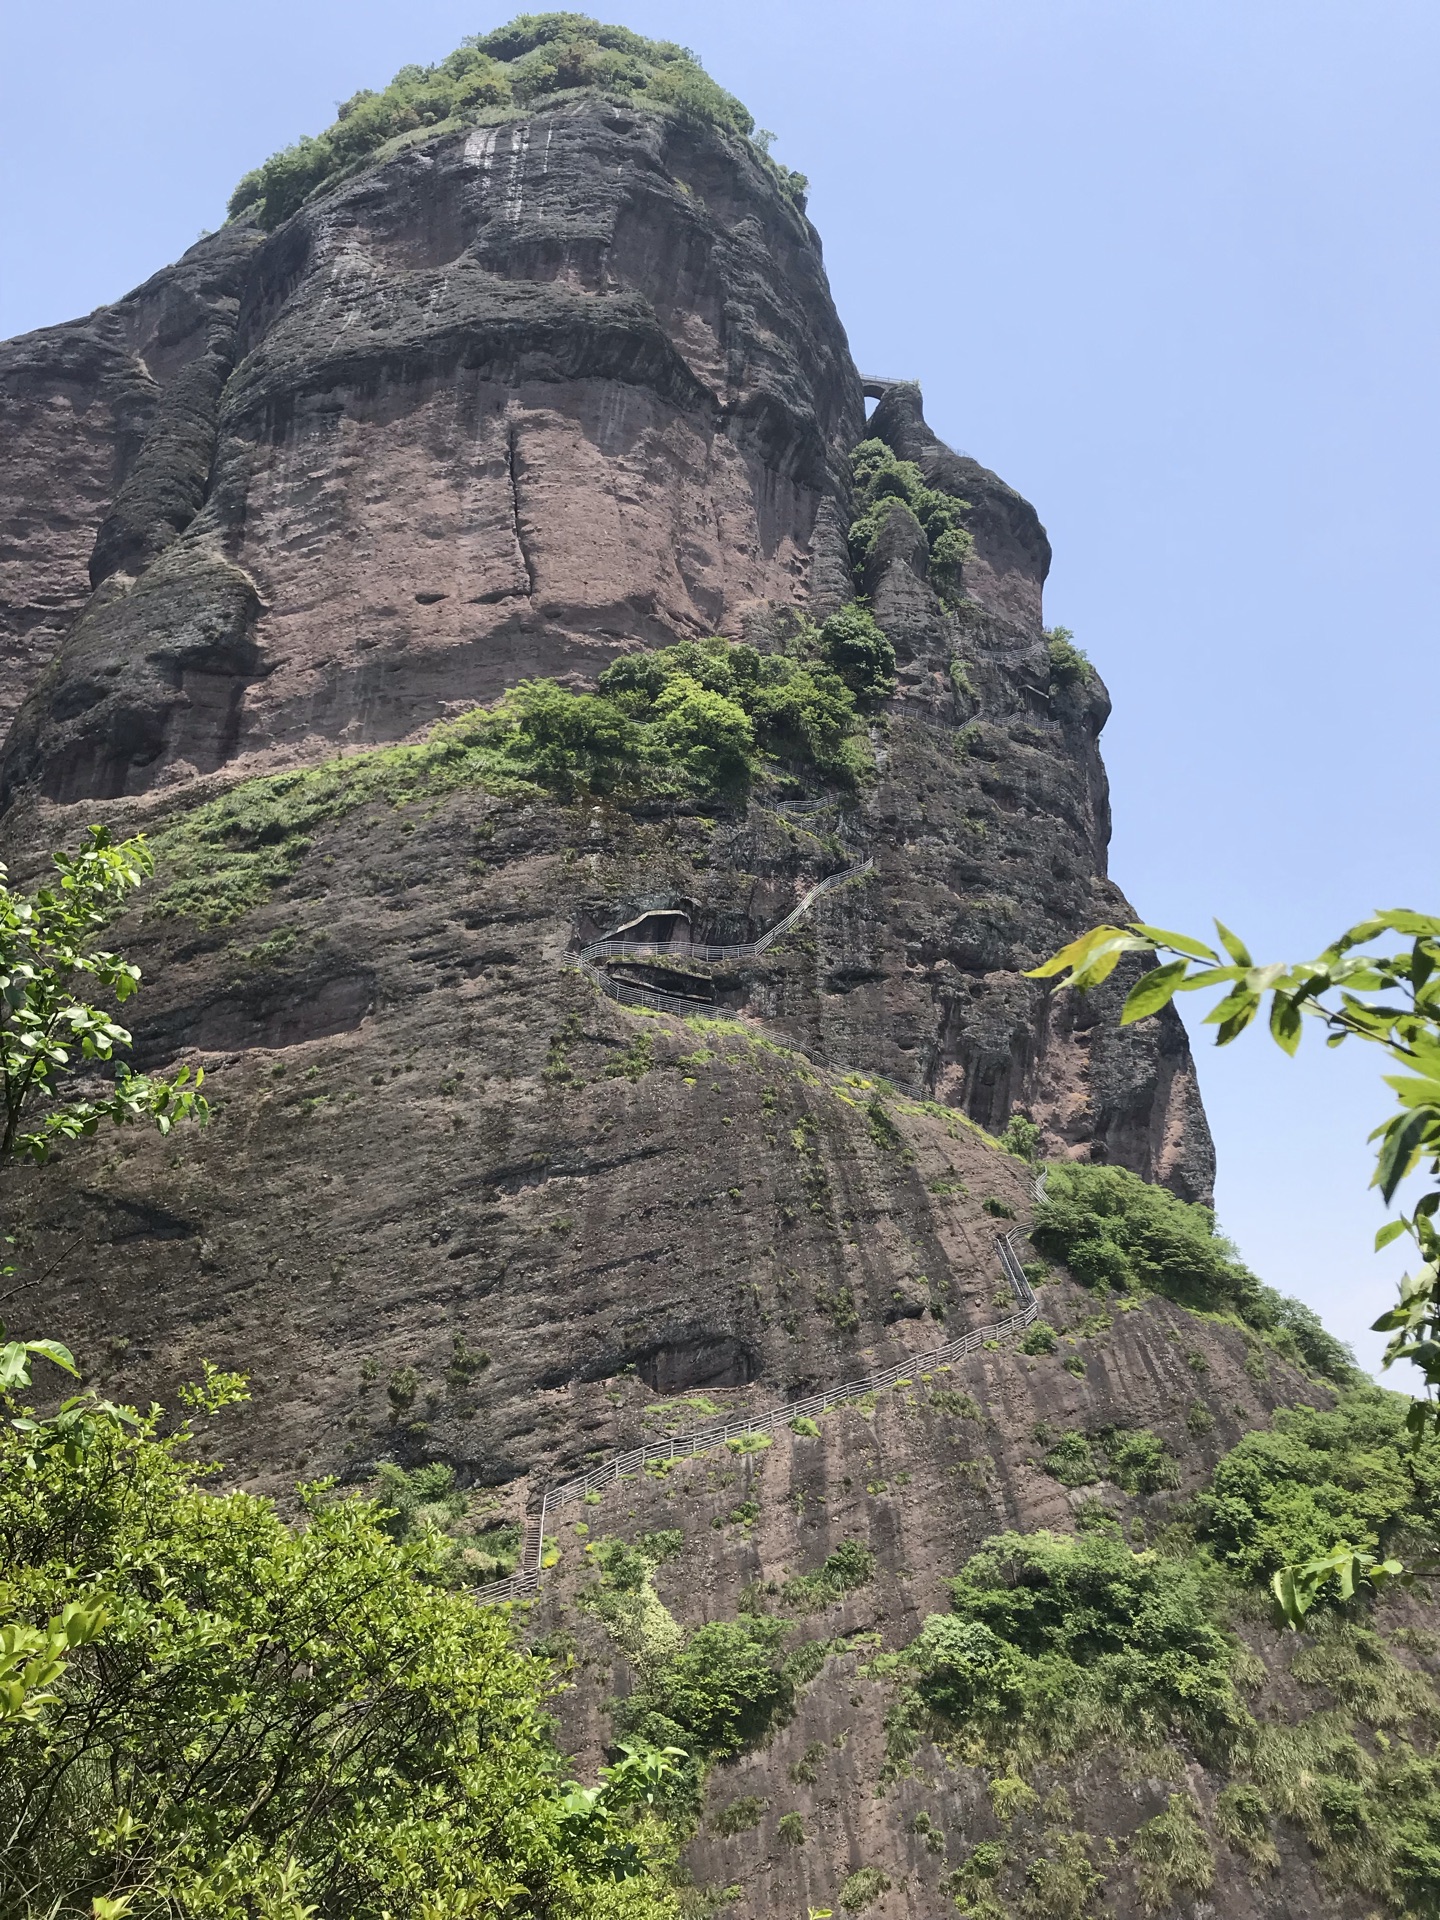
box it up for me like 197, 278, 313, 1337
0, 1353, 679, 1917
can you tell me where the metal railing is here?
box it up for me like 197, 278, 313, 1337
573, 857, 875, 1014
471, 1194, 1044, 1605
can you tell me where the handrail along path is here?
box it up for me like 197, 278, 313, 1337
473, 1213, 1042, 1605
574, 856, 874, 1014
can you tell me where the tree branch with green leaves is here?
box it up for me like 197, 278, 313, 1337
0, 826, 205, 1168
1029, 909, 1440, 1624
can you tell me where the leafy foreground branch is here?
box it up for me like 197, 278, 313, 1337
1031, 908, 1440, 1621
0, 829, 204, 1165
0, 1343, 681, 1918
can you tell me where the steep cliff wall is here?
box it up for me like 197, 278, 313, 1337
16, 33, 1414, 1920
1, 101, 859, 809
0, 82, 1208, 1203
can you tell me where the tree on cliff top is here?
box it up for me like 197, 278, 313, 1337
226, 15, 805, 232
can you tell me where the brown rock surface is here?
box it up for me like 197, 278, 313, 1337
0, 93, 1209, 1200
15, 68, 1415, 1920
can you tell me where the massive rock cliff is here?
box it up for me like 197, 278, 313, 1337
12, 31, 1423, 1920
0, 85, 1210, 1206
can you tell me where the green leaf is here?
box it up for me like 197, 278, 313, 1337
1376, 910, 1440, 939
1204, 989, 1260, 1044
1374, 1105, 1437, 1204
1025, 925, 1144, 981
1214, 920, 1254, 967
1120, 960, 1189, 1024
1128, 925, 1219, 963
1271, 1566, 1306, 1629
1375, 1219, 1408, 1252
1174, 965, 1245, 989
1382, 1075, 1440, 1112
1268, 995, 1303, 1056
25, 1338, 78, 1377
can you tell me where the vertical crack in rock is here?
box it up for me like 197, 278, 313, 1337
506, 421, 535, 597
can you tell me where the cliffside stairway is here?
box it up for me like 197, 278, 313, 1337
575, 855, 875, 1014
472, 1199, 1045, 1606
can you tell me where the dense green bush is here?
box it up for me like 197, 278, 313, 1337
227, 14, 805, 229
1037, 1423, 1177, 1493
374, 1461, 522, 1583
711, 1792, 764, 1835
998, 1111, 1043, 1161
1102, 1425, 1180, 1494
613, 1618, 792, 1762
1040, 1429, 1099, 1485
847, 437, 973, 607
1044, 625, 1095, 688
1032, 1164, 1254, 1310
0, 1368, 676, 1918
596, 634, 867, 791
815, 603, 896, 704
779, 1537, 877, 1610
838, 1865, 891, 1912
1195, 1387, 1440, 1581
1031, 1163, 1356, 1382
577, 1532, 797, 1802
911, 1529, 1246, 1763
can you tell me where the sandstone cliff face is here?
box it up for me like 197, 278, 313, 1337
2, 103, 859, 809
0, 226, 261, 746
0, 93, 1209, 1205
3, 65, 1427, 1920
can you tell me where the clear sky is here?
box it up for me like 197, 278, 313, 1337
4, 0, 1437, 1373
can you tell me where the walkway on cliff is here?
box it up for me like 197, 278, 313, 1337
473, 1207, 1045, 1606
575, 854, 875, 1015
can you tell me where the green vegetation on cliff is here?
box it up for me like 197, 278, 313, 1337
227, 14, 806, 230
1033, 1162, 1357, 1384
0, 829, 206, 1163
151, 636, 869, 925
1196, 1389, 1440, 1581
889, 1388, 1440, 1918
909, 1528, 1246, 1763
848, 433, 974, 608
579, 1532, 803, 1804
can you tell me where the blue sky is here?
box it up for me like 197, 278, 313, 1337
5, 0, 1437, 1373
